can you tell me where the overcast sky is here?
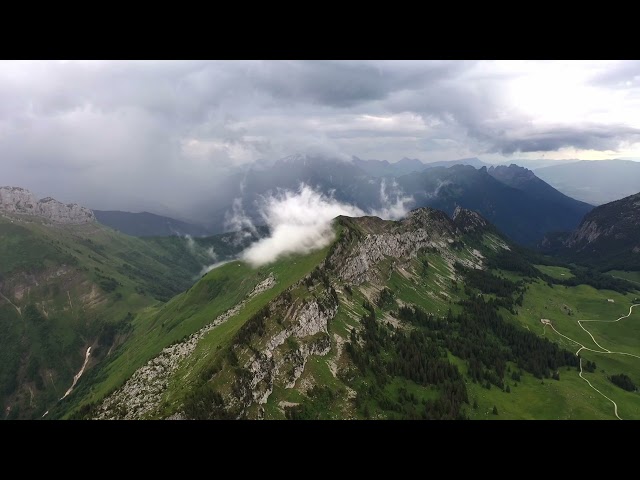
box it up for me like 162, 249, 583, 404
2, 60, 640, 213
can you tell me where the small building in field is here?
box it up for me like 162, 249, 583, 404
541, 318, 551, 325
608, 299, 615, 303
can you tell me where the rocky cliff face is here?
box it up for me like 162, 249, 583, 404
237, 298, 336, 410
487, 164, 537, 190
95, 274, 277, 420
0, 186, 95, 224
452, 205, 489, 234
332, 207, 485, 285
540, 191, 640, 269
564, 220, 607, 247
565, 192, 640, 249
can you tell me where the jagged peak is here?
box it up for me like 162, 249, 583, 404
335, 207, 456, 236
406, 206, 450, 221
0, 186, 95, 224
452, 206, 489, 233
488, 163, 535, 178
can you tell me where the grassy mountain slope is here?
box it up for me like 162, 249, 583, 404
61, 246, 330, 419
63, 207, 640, 420
0, 213, 254, 419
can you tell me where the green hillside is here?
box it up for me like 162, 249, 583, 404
5, 205, 639, 420
60, 208, 640, 420
0, 214, 249, 419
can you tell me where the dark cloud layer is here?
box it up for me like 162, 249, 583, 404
0, 60, 637, 216
489, 124, 640, 155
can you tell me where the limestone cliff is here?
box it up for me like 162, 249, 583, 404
562, 192, 640, 248
540, 191, 640, 269
0, 186, 95, 224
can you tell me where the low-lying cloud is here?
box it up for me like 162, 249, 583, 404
241, 183, 412, 267
199, 259, 232, 276
425, 179, 452, 199
373, 178, 414, 220
223, 179, 260, 246
183, 234, 196, 253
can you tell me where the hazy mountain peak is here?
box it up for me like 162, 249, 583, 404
534, 159, 640, 205
397, 157, 425, 166
279, 153, 311, 165
488, 164, 537, 185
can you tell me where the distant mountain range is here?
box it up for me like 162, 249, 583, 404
352, 156, 489, 177
394, 164, 592, 246
93, 210, 213, 237
182, 155, 594, 246
58, 154, 616, 249
534, 159, 640, 205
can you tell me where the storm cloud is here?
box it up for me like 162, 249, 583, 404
1, 60, 639, 216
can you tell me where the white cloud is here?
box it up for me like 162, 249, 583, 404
372, 178, 414, 220
241, 183, 413, 267
241, 185, 364, 267
199, 259, 233, 276
184, 234, 196, 253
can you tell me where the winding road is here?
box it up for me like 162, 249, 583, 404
548, 303, 640, 420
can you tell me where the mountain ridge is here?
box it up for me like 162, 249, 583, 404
396, 164, 592, 245
540, 191, 640, 271
65, 203, 634, 421
187, 155, 593, 246
0, 186, 95, 224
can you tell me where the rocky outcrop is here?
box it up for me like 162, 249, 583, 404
540, 191, 640, 268
95, 273, 277, 420
336, 230, 444, 285
563, 192, 640, 249
0, 186, 95, 224
452, 206, 489, 234
230, 296, 337, 413
565, 220, 604, 247
0, 186, 37, 213
487, 164, 537, 189
36, 197, 95, 224
333, 208, 485, 285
